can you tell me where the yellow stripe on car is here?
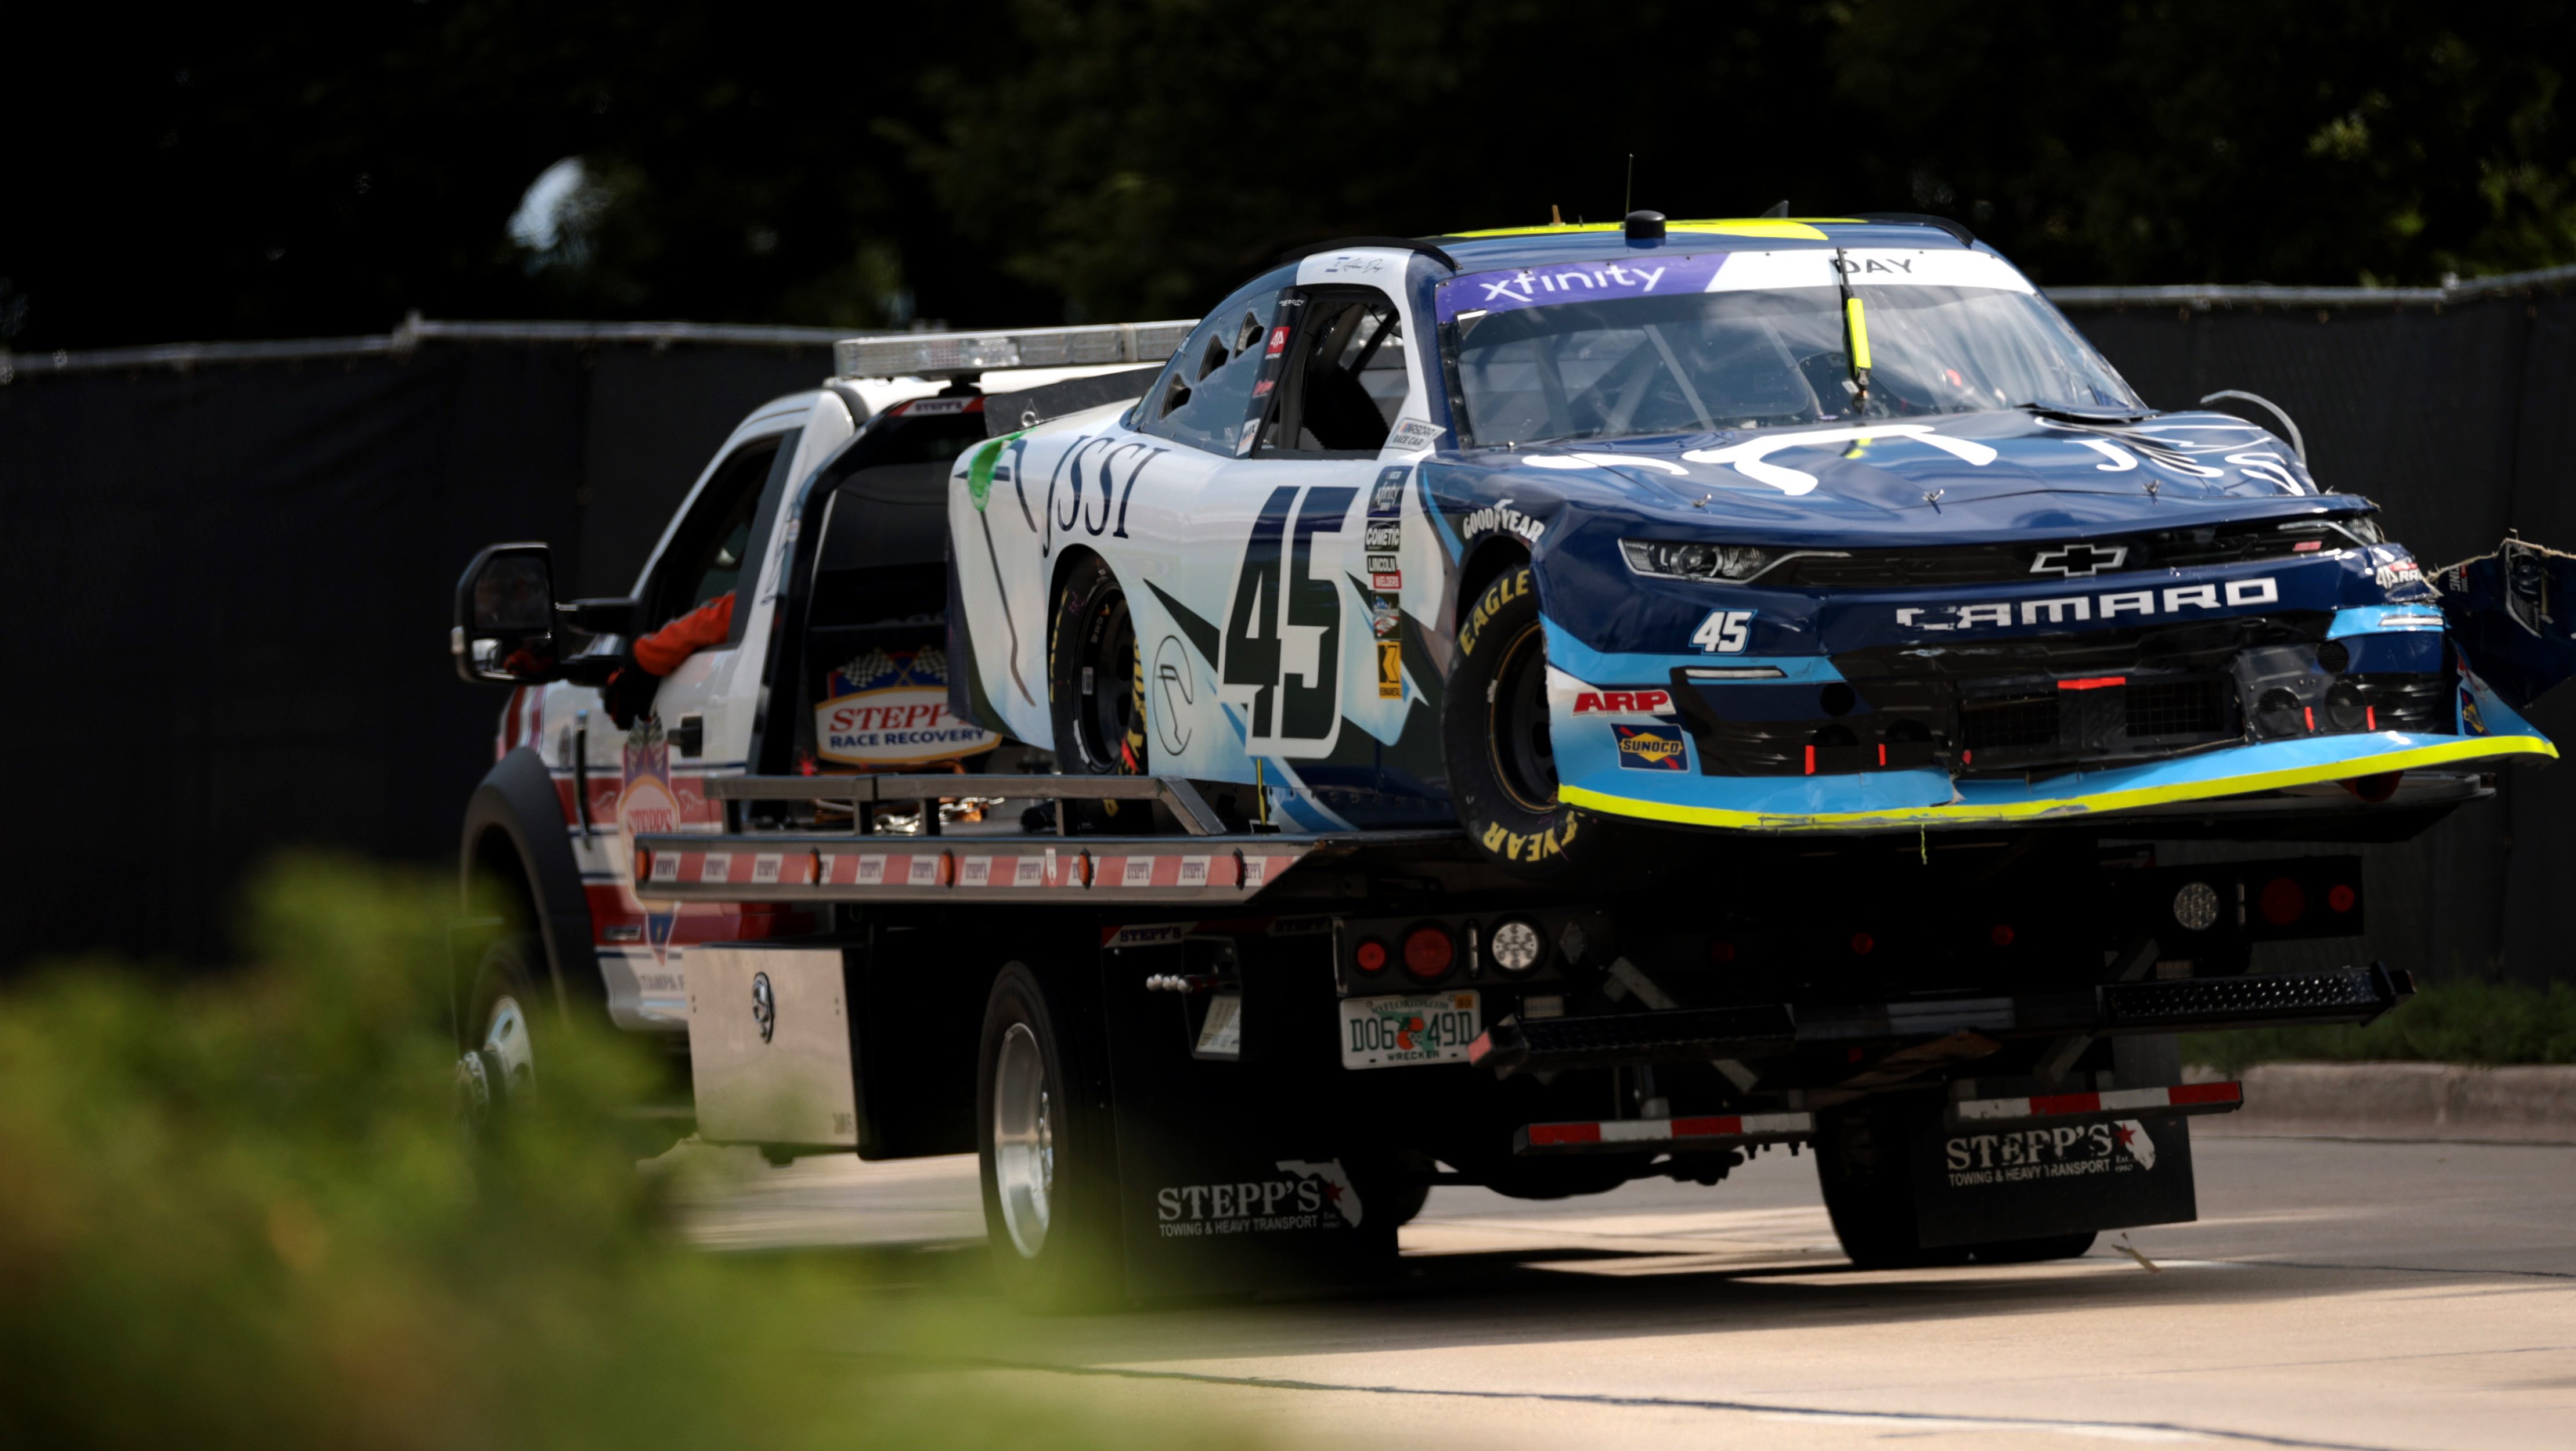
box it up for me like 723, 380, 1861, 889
1561, 735, 2557, 833
1445, 219, 1843, 241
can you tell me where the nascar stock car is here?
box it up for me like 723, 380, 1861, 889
944, 211, 2576, 880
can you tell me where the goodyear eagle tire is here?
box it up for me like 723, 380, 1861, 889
977, 962, 1123, 1311
1049, 555, 1148, 777
1442, 562, 1659, 885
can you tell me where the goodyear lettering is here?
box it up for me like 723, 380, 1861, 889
1479, 815, 1576, 862
1463, 497, 1546, 545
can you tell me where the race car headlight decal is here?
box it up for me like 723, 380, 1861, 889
1621, 539, 1781, 582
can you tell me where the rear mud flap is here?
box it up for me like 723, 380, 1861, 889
2438, 537, 2576, 710
1098, 935, 1399, 1300
1911, 1116, 2197, 1248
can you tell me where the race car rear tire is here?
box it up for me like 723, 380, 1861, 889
1442, 562, 1660, 885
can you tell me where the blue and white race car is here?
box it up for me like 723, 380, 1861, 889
935, 212, 2574, 879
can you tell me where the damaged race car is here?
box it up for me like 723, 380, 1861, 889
942, 211, 2576, 879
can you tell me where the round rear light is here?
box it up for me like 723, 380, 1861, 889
2259, 876, 2306, 927
1401, 925, 1455, 981
1489, 918, 1545, 976
2172, 881, 2220, 932
1353, 937, 1390, 974
1709, 940, 1738, 964
1990, 923, 2016, 948
1849, 932, 1875, 956
2328, 883, 2357, 914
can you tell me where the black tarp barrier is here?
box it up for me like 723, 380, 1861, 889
0, 340, 831, 971
1, 290, 2572, 983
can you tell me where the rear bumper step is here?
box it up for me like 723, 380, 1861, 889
1517, 1110, 1814, 1156
1949, 1080, 2243, 1130
1467, 965, 2410, 1077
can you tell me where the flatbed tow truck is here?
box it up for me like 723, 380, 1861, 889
449, 316, 2429, 1308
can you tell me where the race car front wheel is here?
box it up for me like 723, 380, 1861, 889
1441, 562, 1659, 885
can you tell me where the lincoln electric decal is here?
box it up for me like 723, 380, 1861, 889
816, 647, 1000, 766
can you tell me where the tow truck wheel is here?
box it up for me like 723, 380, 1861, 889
1970, 1232, 2098, 1263
976, 962, 1120, 1311
1813, 1100, 1971, 1270
456, 933, 543, 1138
1443, 562, 1660, 886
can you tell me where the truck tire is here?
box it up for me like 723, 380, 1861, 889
456, 933, 544, 1137
1442, 562, 1661, 886
976, 962, 1122, 1311
1971, 1232, 2098, 1263
1813, 1099, 1970, 1270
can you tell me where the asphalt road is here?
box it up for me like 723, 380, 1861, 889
678, 1134, 2576, 1450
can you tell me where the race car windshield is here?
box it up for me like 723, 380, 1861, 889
1440, 248, 2139, 447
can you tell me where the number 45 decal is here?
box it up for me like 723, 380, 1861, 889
1223, 483, 1358, 748
1693, 609, 1754, 654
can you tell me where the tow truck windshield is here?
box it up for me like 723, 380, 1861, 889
1441, 247, 2138, 446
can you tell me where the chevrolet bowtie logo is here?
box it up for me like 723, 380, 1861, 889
2030, 543, 2128, 577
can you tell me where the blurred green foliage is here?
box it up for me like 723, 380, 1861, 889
0, 856, 1246, 1450
2184, 977, 2576, 1075
11, 2, 2576, 348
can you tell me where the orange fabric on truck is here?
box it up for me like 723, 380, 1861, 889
633, 593, 734, 675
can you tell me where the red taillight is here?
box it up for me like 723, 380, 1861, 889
2328, 883, 2357, 914
2259, 876, 2307, 926
1709, 940, 1738, 963
634, 846, 652, 882
2058, 675, 2126, 691
1990, 923, 2016, 948
1849, 932, 1875, 955
1354, 937, 1390, 974
1402, 926, 1455, 980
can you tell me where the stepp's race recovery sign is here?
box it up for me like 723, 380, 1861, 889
814, 647, 1000, 766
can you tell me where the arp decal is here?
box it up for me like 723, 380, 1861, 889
1613, 724, 1689, 771
1221, 484, 1358, 750
814, 647, 1001, 766
1693, 609, 1754, 654
1896, 578, 2279, 632
1572, 689, 1673, 716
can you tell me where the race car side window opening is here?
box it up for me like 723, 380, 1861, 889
647, 431, 792, 639
1257, 291, 1406, 455
1446, 270, 2138, 447
1138, 289, 1283, 454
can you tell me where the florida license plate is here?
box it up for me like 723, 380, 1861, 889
1340, 991, 1481, 1069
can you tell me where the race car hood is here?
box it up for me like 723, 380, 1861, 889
1459, 408, 2319, 546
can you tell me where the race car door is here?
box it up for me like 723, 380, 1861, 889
1166, 275, 1428, 791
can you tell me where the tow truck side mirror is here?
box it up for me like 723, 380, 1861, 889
453, 542, 562, 684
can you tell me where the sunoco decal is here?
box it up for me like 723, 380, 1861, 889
1943, 1120, 2159, 1186
1155, 1158, 1363, 1236
815, 647, 1001, 766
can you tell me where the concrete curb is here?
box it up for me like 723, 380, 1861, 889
2185, 1062, 2576, 1144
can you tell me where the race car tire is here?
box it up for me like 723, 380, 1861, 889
977, 962, 1123, 1312
1048, 554, 1149, 778
1442, 562, 1661, 885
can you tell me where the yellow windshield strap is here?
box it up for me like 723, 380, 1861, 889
1845, 295, 1873, 372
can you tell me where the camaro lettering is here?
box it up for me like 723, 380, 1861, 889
1897, 577, 2282, 631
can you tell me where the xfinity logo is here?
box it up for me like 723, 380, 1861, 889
1899, 577, 2278, 631
2030, 543, 2128, 577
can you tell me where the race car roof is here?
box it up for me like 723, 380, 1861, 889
1426, 218, 1980, 270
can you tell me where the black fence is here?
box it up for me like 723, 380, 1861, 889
1, 277, 2572, 981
